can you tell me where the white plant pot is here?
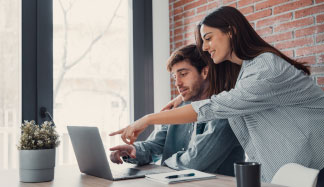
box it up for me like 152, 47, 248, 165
19, 148, 56, 183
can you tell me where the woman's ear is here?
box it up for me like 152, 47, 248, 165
228, 32, 232, 39
228, 26, 236, 38
201, 66, 209, 80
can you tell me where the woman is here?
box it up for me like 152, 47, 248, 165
110, 6, 324, 182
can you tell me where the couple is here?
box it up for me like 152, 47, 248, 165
110, 44, 244, 176
110, 6, 324, 182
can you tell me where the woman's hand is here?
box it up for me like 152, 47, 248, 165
109, 115, 150, 144
160, 95, 183, 111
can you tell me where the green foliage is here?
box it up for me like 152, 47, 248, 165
18, 120, 60, 150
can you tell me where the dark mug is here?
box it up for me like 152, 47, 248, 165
234, 162, 261, 187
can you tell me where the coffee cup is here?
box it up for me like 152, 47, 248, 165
234, 162, 261, 187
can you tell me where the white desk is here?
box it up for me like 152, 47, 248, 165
0, 165, 286, 187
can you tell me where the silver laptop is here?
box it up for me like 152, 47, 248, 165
67, 126, 172, 181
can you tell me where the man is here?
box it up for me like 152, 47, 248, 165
109, 44, 244, 176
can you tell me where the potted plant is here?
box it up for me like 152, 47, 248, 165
18, 120, 60, 183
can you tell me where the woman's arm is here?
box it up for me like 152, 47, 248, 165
109, 104, 197, 144
149, 104, 197, 124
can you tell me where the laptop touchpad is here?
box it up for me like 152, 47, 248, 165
126, 168, 140, 175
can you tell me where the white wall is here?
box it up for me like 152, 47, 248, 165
152, 0, 171, 113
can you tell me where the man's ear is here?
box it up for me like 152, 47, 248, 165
201, 66, 209, 80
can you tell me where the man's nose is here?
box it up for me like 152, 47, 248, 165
175, 77, 182, 87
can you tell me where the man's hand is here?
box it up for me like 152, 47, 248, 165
109, 144, 136, 164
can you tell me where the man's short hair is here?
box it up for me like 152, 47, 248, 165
167, 44, 207, 73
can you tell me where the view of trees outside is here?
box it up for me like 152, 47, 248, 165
0, 0, 130, 169
0, 0, 20, 170
53, 0, 130, 164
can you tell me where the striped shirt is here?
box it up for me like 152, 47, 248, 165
191, 52, 324, 182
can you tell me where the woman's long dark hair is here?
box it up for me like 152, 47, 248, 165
195, 6, 310, 96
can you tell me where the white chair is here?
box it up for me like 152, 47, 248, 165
271, 163, 319, 187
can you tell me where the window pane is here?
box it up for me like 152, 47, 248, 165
0, 0, 21, 170
53, 0, 130, 165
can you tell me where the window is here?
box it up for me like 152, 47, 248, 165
53, 0, 130, 164
0, 0, 21, 170
0, 0, 154, 170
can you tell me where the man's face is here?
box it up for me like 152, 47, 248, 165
171, 61, 207, 101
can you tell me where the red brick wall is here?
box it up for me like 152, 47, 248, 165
169, 0, 324, 98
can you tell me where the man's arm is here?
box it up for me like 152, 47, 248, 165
163, 119, 240, 172
123, 125, 168, 165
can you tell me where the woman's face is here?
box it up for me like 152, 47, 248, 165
200, 24, 240, 65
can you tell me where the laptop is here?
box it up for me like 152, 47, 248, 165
67, 126, 172, 181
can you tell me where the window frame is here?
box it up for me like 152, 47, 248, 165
131, 0, 154, 140
22, 0, 154, 140
22, 0, 53, 124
